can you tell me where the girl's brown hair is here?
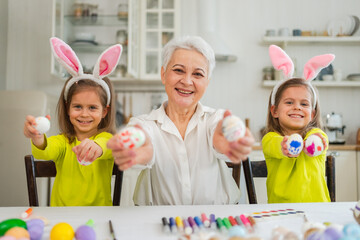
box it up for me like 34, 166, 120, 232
57, 77, 116, 143
265, 78, 323, 138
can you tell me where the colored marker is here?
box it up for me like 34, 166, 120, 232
216, 217, 227, 234
183, 219, 192, 235
109, 220, 117, 240
169, 217, 177, 234
175, 216, 184, 233
194, 216, 205, 230
201, 213, 210, 227
222, 217, 232, 229
240, 214, 252, 232
188, 217, 199, 233
228, 216, 238, 226
210, 214, 217, 230
21, 208, 33, 218
235, 216, 244, 226
161, 217, 170, 234
247, 216, 256, 229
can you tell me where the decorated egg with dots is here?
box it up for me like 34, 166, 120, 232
222, 115, 246, 142
33, 116, 50, 134
117, 127, 146, 149
77, 158, 92, 166
305, 134, 324, 157
286, 133, 304, 155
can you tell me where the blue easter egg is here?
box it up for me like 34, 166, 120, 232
228, 225, 246, 237
343, 223, 360, 237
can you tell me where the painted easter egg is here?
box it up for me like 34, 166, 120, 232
323, 226, 343, 240
117, 127, 146, 149
26, 219, 44, 240
4, 227, 30, 239
75, 225, 96, 240
228, 225, 246, 237
77, 158, 92, 166
34, 116, 50, 134
343, 223, 360, 238
222, 115, 246, 142
0, 219, 27, 236
50, 223, 74, 240
305, 134, 324, 157
286, 133, 304, 155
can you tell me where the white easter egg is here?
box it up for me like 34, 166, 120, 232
305, 134, 324, 157
222, 115, 246, 142
34, 116, 50, 134
77, 159, 92, 166
118, 126, 146, 149
286, 133, 304, 155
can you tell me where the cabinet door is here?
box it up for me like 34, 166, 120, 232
329, 150, 358, 201
138, 0, 180, 80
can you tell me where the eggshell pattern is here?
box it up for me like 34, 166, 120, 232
222, 115, 246, 142
117, 127, 146, 149
286, 134, 304, 155
34, 117, 50, 134
305, 134, 324, 157
75, 225, 96, 240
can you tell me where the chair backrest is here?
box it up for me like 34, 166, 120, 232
242, 155, 335, 204
226, 162, 241, 188
24, 155, 123, 206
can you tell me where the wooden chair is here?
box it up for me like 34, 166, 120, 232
242, 155, 336, 204
24, 155, 123, 206
226, 162, 241, 188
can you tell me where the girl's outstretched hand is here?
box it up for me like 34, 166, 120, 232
24, 115, 48, 149
107, 125, 153, 171
303, 133, 328, 157
213, 110, 255, 164
72, 138, 103, 164
281, 136, 301, 158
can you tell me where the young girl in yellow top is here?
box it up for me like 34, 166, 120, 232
262, 45, 335, 203
23, 37, 122, 206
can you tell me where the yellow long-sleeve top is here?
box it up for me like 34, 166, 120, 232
31, 132, 114, 206
262, 128, 330, 203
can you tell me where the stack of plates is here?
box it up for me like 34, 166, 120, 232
327, 15, 360, 36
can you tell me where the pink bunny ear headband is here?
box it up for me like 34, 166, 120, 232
50, 37, 122, 106
269, 45, 335, 108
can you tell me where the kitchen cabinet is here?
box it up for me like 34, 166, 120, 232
52, 0, 180, 82
261, 36, 360, 87
128, 0, 180, 80
248, 148, 359, 203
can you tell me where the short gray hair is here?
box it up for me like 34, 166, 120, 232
162, 36, 216, 78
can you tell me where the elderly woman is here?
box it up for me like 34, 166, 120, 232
107, 36, 254, 205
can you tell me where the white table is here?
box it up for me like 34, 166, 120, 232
0, 202, 357, 240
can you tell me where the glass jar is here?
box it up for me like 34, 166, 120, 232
116, 30, 128, 45
118, 3, 128, 18
262, 67, 274, 81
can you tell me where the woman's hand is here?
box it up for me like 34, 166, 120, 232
303, 133, 328, 157
23, 115, 47, 149
72, 138, 103, 164
107, 125, 154, 171
213, 111, 255, 163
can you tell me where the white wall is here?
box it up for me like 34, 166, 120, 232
0, 0, 8, 90
181, 0, 360, 143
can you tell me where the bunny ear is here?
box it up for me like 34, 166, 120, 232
93, 44, 122, 78
49, 37, 83, 76
269, 45, 294, 79
303, 54, 335, 81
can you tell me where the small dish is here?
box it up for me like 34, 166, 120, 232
322, 74, 334, 81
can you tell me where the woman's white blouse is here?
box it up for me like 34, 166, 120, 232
129, 102, 240, 205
